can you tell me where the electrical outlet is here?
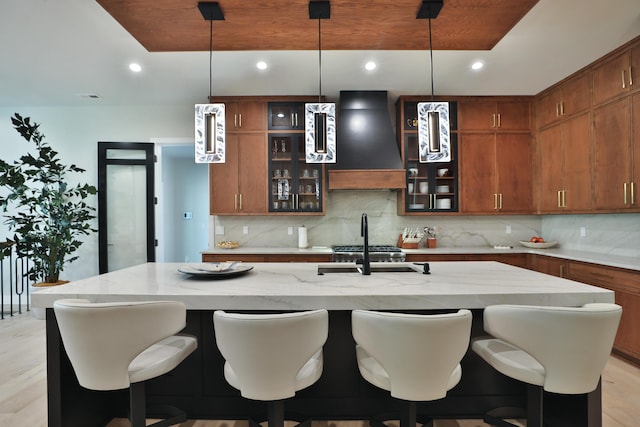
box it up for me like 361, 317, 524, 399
243, 226, 249, 235
287, 227, 293, 235
506, 225, 512, 234
183, 211, 192, 219
580, 227, 587, 237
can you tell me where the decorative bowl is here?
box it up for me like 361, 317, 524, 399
519, 240, 558, 249
216, 240, 239, 249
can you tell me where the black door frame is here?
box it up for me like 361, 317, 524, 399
97, 142, 155, 274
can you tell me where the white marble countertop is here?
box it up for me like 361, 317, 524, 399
32, 261, 613, 310
203, 246, 640, 271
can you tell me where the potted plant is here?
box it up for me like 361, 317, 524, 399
0, 113, 97, 285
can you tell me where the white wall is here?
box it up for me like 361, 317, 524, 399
0, 104, 194, 282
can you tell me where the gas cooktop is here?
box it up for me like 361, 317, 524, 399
332, 245, 402, 253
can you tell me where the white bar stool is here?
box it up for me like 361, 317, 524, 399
213, 309, 329, 427
472, 303, 622, 427
352, 309, 472, 427
53, 299, 198, 427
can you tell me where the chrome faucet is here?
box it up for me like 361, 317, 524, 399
356, 213, 371, 275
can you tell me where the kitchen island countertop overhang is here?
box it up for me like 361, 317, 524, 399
31, 261, 614, 310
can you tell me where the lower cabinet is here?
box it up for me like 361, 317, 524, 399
403, 253, 528, 268
530, 255, 640, 364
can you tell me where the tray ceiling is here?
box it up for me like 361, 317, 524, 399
96, 0, 539, 52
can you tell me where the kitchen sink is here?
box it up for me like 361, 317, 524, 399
317, 263, 423, 275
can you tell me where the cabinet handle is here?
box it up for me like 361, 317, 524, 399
234, 114, 238, 128
562, 190, 567, 208
291, 113, 295, 126
622, 69, 627, 89
559, 264, 565, 278
494, 193, 498, 210
555, 103, 560, 117
234, 194, 238, 210
629, 67, 634, 87
499, 193, 503, 210
239, 114, 243, 128
632, 182, 635, 205
497, 113, 501, 128
295, 194, 299, 209
492, 114, 496, 128
560, 102, 565, 116
624, 182, 628, 205
239, 194, 243, 210
295, 113, 299, 127
557, 190, 563, 208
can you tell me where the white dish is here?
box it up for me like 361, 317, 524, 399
436, 199, 451, 209
178, 263, 254, 279
408, 203, 425, 209
519, 241, 559, 249
435, 185, 450, 193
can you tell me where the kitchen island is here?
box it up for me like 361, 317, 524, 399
33, 261, 614, 427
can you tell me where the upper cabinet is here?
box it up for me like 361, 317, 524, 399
268, 133, 325, 214
209, 97, 324, 216
223, 100, 266, 132
395, 98, 459, 215
209, 133, 267, 215
459, 133, 533, 214
458, 98, 534, 214
538, 113, 592, 213
592, 94, 639, 211
592, 43, 640, 106
458, 100, 531, 132
537, 73, 591, 128
268, 102, 305, 130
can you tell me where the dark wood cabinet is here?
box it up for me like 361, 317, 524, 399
537, 73, 591, 128
459, 132, 533, 214
538, 113, 592, 213
209, 133, 267, 214
592, 44, 640, 105
396, 98, 459, 215
592, 93, 639, 211
268, 102, 305, 130
458, 100, 530, 131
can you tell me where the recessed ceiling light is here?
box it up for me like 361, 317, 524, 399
365, 61, 377, 71
256, 61, 268, 70
129, 63, 142, 73
471, 61, 484, 71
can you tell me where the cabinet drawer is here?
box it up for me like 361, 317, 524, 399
568, 262, 640, 293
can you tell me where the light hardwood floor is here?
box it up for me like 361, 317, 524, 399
1, 311, 638, 427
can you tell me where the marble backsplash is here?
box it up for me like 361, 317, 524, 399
210, 191, 541, 249
210, 192, 640, 258
541, 213, 640, 258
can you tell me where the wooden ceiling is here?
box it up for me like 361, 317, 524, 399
96, 0, 539, 52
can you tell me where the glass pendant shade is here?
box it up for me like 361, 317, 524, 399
195, 103, 225, 163
418, 101, 450, 163
305, 102, 336, 163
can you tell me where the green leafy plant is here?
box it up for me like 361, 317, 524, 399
0, 113, 97, 283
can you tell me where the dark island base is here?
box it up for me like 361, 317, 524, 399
46, 309, 600, 427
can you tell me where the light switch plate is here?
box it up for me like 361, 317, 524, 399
243, 226, 249, 234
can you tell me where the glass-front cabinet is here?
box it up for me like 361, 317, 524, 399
405, 134, 458, 212
398, 98, 459, 214
268, 102, 305, 130
269, 134, 323, 213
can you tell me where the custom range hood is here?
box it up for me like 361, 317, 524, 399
328, 91, 405, 190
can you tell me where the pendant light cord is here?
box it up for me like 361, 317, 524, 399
428, 16, 435, 101
318, 17, 322, 103
208, 18, 213, 101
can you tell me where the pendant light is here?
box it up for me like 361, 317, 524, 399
305, 0, 336, 163
417, 0, 451, 163
195, 2, 226, 163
